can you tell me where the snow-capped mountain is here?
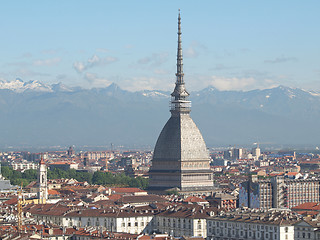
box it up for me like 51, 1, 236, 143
0, 78, 53, 93
0, 78, 319, 147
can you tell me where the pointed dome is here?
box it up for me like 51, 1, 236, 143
153, 114, 209, 162
149, 11, 213, 193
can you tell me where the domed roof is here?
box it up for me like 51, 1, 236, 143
153, 114, 210, 162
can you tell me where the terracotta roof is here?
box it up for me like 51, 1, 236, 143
292, 202, 320, 211
107, 194, 122, 200
48, 189, 60, 195
111, 187, 146, 193
3, 197, 18, 205
50, 161, 73, 165
115, 194, 167, 204
286, 172, 298, 176
183, 196, 207, 203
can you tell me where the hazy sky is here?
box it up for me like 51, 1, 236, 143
1, 1, 320, 91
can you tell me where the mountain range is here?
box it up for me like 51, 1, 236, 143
0, 79, 320, 149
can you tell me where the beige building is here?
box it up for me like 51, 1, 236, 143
25, 204, 155, 235
207, 209, 299, 240
155, 205, 216, 238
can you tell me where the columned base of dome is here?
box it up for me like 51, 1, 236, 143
147, 185, 215, 196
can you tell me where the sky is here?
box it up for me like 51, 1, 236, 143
1, 1, 320, 92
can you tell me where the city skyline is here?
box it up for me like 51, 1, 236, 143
1, 1, 320, 92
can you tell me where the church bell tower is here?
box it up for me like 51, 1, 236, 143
38, 155, 48, 203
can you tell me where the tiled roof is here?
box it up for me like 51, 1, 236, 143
48, 189, 60, 195
3, 197, 18, 205
157, 205, 217, 219
116, 194, 167, 204
208, 209, 300, 226
292, 202, 320, 211
111, 187, 146, 193
183, 196, 207, 203
50, 161, 73, 165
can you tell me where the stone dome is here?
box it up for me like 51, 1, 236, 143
153, 114, 210, 163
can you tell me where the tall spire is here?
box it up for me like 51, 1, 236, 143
176, 9, 184, 84
170, 10, 191, 115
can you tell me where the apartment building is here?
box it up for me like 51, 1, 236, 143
154, 205, 216, 238
239, 175, 320, 209
207, 209, 299, 240
25, 204, 155, 235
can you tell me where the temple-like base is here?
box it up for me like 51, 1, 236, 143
147, 185, 215, 196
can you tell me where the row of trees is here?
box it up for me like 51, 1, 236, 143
1, 166, 149, 189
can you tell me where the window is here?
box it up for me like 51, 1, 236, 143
285, 227, 288, 233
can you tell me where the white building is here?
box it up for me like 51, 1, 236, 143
26, 204, 155, 235
207, 209, 299, 240
11, 161, 38, 171
154, 205, 216, 238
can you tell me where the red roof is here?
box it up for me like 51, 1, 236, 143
268, 172, 285, 176
3, 197, 18, 205
184, 196, 207, 203
107, 194, 123, 200
48, 189, 60, 195
286, 172, 298, 176
50, 161, 73, 165
111, 187, 145, 193
292, 202, 320, 211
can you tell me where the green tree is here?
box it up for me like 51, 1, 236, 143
22, 169, 38, 180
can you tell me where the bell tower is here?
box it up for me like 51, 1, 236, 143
38, 155, 48, 203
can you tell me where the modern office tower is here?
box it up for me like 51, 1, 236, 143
252, 144, 261, 159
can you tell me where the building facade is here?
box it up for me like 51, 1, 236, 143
239, 175, 320, 209
207, 209, 298, 240
11, 161, 38, 171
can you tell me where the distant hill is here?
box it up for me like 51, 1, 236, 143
0, 79, 319, 148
